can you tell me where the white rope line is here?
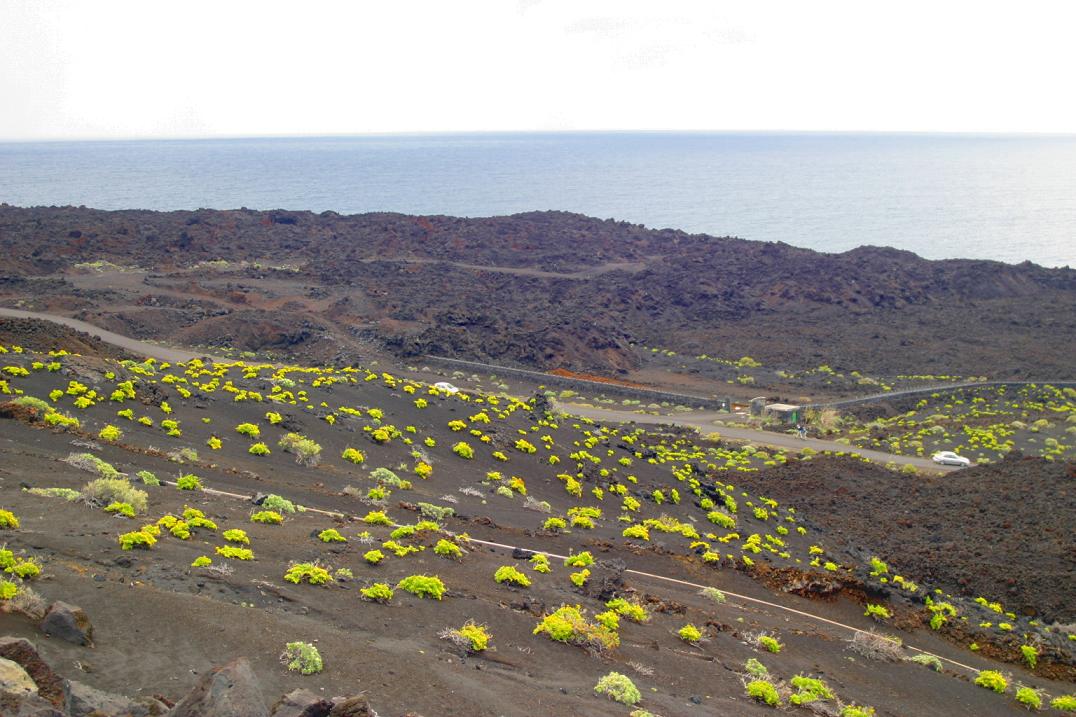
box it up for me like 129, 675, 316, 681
166, 481, 983, 675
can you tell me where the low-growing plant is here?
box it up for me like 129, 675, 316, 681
104, 501, 135, 518
262, 494, 299, 513
1020, 644, 1038, 669
848, 630, 902, 661
26, 487, 80, 501
222, 528, 249, 544
176, 474, 202, 491
440, 620, 491, 653
841, 706, 877, 717
594, 672, 641, 706
758, 635, 782, 654
281, 641, 323, 675
215, 545, 254, 560
434, 539, 464, 560
907, 653, 942, 671
248, 442, 271, 456
974, 670, 1008, 693
605, 597, 649, 623
284, 562, 332, 585
235, 422, 260, 439
118, 530, 156, 550
569, 569, 590, 587
678, 624, 703, 643
191, 555, 212, 568
360, 582, 394, 602
533, 604, 619, 654
83, 478, 148, 513
530, 553, 551, 573
744, 658, 768, 677
417, 502, 454, 522
746, 680, 780, 707
342, 447, 366, 464
136, 470, 159, 486
0, 510, 19, 530
864, 603, 892, 621
700, 586, 727, 603
251, 510, 283, 524
1051, 695, 1076, 712
396, 574, 446, 600
494, 565, 531, 587
278, 433, 321, 466
452, 442, 474, 459
98, 424, 123, 443
318, 528, 347, 543
789, 675, 834, 705
1015, 687, 1042, 710
564, 551, 594, 568
542, 517, 567, 532
363, 549, 385, 565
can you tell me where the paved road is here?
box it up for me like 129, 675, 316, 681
559, 402, 956, 473
0, 307, 225, 363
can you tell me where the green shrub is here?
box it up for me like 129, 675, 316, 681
118, 530, 156, 550
0, 580, 17, 600
542, 517, 567, 532
0, 510, 19, 530
191, 555, 212, 567
417, 502, 455, 522
434, 539, 463, 560
5, 559, 40, 579
248, 442, 270, 456
840, 706, 876, 717
700, 586, 726, 603
26, 487, 80, 501
83, 478, 148, 513
284, 563, 332, 585
564, 551, 594, 568
282, 641, 322, 675
104, 501, 135, 518
222, 529, 249, 544
65, 452, 121, 478
746, 680, 780, 707
864, 603, 892, 620
360, 582, 394, 602
494, 565, 531, 587
707, 511, 736, 529
318, 528, 347, 543
396, 574, 446, 600
678, 624, 703, 643
98, 424, 123, 443
758, 635, 782, 653
452, 442, 474, 459
1051, 695, 1076, 712
530, 554, 551, 573
605, 597, 649, 623
1020, 644, 1038, 669
136, 470, 159, 486
594, 672, 641, 706
363, 549, 385, 564
1015, 687, 1042, 710
789, 675, 834, 705
907, 653, 942, 671
744, 658, 768, 677
278, 433, 322, 466
974, 670, 1008, 693
176, 474, 202, 491
235, 422, 260, 438
441, 620, 491, 652
363, 510, 392, 525
262, 494, 299, 513
215, 545, 254, 560
251, 510, 283, 524
341, 447, 365, 464
622, 525, 650, 540
533, 604, 619, 653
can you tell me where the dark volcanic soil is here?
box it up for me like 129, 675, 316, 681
731, 454, 1076, 622
1, 205, 1073, 378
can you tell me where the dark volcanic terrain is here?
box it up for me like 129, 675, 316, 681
2, 205, 1073, 379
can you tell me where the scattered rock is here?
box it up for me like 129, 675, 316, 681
582, 559, 626, 601
64, 679, 167, 717
327, 696, 376, 717
270, 688, 332, 717
168, 658, 268, 717
0, 657, 37, 697
39, 602, 94, 646
0, 637, 64, 705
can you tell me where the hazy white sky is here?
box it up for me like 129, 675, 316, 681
2, 0, 1075, 140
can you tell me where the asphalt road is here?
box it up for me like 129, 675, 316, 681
559, 402, 957, 473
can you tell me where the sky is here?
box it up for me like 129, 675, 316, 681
2, 0, 1075, 140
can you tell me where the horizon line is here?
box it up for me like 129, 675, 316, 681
3, 128, 1076, 144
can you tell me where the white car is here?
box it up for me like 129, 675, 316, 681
931, 451, 971, 467
433, 381, 459, 395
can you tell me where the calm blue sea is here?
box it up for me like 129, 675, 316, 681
1, 132, 1073, 266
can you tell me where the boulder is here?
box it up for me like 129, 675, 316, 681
168, 658, 268, 717
0, 691, 65, 717
64, 679, 168, 717
270, 688, 332, 717
39, 602, 93, 646
0, 657, 37, 697
0, 637, 64, 705
327, 696, 375, 717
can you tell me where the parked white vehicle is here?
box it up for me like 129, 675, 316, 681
433, 381, 459, 394
931, 451, 971, 467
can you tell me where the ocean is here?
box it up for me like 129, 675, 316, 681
1, 132, 1073, 266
